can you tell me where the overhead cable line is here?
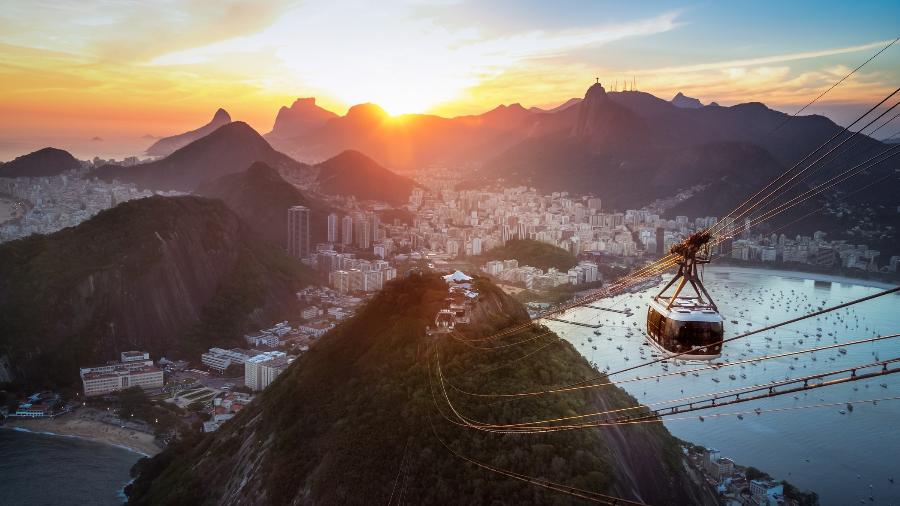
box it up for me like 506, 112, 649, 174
770, 36, 899, 134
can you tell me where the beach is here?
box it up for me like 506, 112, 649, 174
3, 408, 162, 456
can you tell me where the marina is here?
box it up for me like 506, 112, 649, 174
546, 267, 900, 505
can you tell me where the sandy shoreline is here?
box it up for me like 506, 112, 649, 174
707, 265, 896, 290
2, 411, 162, 457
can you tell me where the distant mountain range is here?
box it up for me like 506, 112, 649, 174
259, 86, 890, 218
265, 100, 562, 170
0, 196, 316, 387
145, 108, 232, 157
93, 122, 306, 191
0, 147, 80, 177
9, 85, 894, 244
93, 119, 420, 209
477, 83, 892, 219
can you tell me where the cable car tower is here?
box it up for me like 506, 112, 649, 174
657, 231, 716, 311
646, 231, 724, 360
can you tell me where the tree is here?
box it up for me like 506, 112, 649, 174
745, 466, 771, 482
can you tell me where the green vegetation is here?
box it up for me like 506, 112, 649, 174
513, 279, 605, 305
745, 466, 772, 482
782, 481, 820, 506
116, 387, 187, 437
0, 196, 316, 389
470, 239, 577, 271
126, 274, 706, 505
184, 230, 317, 360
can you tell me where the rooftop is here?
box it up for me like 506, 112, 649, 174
650, 296, 722, 322
82, 365, 160, 380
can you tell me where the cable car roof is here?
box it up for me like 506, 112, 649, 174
649, 296, 723, 323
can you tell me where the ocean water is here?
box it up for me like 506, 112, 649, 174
547, 267, 900, 506
0, 428, 141, 505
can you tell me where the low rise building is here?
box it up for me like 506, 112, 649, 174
298, 320, 335, 338
79, 351, 164, 397
11, 392, 60, 418
201, 348, 262, 373
204, 392, 254, 432
709, 457, 735, 482
245, 352, 294, 391
750, 480, 784, 505
81, 365, 164, 397
301, 306, 321, 320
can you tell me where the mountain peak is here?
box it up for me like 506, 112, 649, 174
346, 103, 388, 121
497, 102, 525, 111
570, 81, 637, 141
291, 97, 317, 108
320, 149, 381, 170
584, 82, 609, 101
213, 121, 261, 140
212, 108, 231, 122
146, 108, 234, 156
0, 147, 81, 177
315, 149, 417, 205
267, 97, 337, 140
95, 121, 305, 191
671, 92, 703, 109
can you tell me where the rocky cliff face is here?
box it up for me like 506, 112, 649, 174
570, 83, 645, 149
125, 274, 716, 505
0, 196, 315, 387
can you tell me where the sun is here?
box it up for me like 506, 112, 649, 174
369, 92, 437, 116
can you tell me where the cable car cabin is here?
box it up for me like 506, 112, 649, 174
646, 297, 723, 360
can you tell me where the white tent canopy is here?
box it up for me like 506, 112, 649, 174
443, 270, 473, 283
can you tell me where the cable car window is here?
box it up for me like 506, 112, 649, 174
646, 308, 665, 337
666, 320, 723, 345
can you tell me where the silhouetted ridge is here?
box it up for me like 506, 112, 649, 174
267, 97, 337, 139
313, 150, 418, 204
146, 108, 233, 157
345, 103, 389, 123
0, 147, 81, 177
197, 161, 332, 246
671, 92, 703, 109
94, 122, 307, 191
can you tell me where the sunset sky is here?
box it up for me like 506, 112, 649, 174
1, 0, 898, 159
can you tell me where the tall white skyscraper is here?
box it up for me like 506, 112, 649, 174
341, 215, 353, 245
327, 213, 338, 243
355, 216, 371, 249
287, 206, 310, 259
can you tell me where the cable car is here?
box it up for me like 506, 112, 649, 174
646, 231, 724, 360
